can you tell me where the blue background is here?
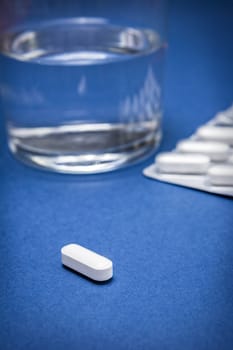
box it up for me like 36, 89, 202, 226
1, 0, 233, 349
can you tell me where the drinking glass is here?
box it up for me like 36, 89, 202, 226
0, 0, 167, 173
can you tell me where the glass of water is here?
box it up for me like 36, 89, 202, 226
0, 0, 167, 173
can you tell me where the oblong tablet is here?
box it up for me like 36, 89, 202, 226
176, 140, 230, 161
208, 165, 233, 186
155, 152, 210, 174
61, 243, 113, 282
214, 112, 233, 126
196, 126, 233, 145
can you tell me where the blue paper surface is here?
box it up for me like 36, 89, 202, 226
1, 0, 233, 349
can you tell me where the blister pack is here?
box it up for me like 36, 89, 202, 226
143, 105, 233, 197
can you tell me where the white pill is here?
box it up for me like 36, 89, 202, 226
196, 126, 233, 145
155, 152, 210, 174
61, 243, 113, 282
208, 165, 233, 186
214, 112, 233, 126
176, 140, 230, 161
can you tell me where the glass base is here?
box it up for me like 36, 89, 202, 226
8, 122, 161, 174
